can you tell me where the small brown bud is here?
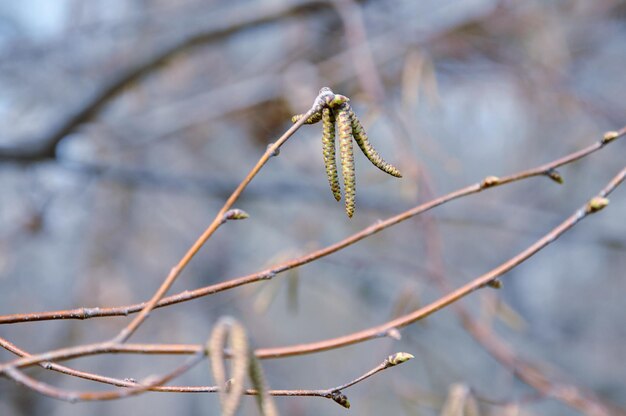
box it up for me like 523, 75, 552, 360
602, 131, 619, 144
487, 279, 503, 289
331, 391, 350, 408
545, 169, 564, 184
586, 197, 609, 213
481, 176, 500, 188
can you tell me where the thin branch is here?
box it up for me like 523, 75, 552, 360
0, 91, 323, 373
4, 351, 205, 402
253, 165, 625, 358
418, 173, 625, 416
1, 127, 623, 325
1, 165, 623, 371
109, 95, 320, 344
2, 336, 410, 408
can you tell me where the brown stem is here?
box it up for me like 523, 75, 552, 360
0, 0, 333, 163
5, 351, 205, 402
110, 97, 319, 344
1, 127, 623, 325
1, 335, 409, 406
2, 166, 622, 371
254, 166, 625, 358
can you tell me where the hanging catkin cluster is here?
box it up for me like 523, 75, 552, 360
292, 87, 402, 217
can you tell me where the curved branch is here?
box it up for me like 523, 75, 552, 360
2, 334, 408, 409
1, 165, 623, 370
1, 127, 623, 324
255, 166, 625, 358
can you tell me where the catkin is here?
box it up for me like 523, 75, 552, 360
337, 105, 356, 218
349, 109, 402, 178
291, 112, 322, 125
322, 107, 341, 201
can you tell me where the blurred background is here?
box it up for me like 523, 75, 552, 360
1, 0, 625, 415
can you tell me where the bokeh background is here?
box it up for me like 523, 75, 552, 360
1, 0, 625, 415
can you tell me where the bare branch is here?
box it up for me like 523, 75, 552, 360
1, 127, 622, 325
1, 165, 622, 370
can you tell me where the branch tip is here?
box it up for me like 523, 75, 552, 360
386, 352, 414, 366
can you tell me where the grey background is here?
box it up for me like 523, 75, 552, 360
1, 0, 625, 415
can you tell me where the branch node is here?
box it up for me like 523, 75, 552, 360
330, 390, 350, 408
385, 328, 402, 340
487, 278, 503, 289
481, 176, 500, 188
266, 143, 280, 157
223, 209, 250, 221
586, 197, 610, 213
260, 271, 276, 280
602, 131, 619, 144
545, 169, 564, 184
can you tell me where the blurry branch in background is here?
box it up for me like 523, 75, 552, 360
0, 0, 332, 163
0, 0, 498, 166
458, 310, 626, 416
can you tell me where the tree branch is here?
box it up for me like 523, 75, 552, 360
1, 164, 622, 370
1, 127, 622, 325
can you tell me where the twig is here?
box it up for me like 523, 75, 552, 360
253, 165, 624, 358
110, 93, 322, 344
4, 351, 205, 402
2, 165, 623, 370
418, 172, 625, 416
1, 127, 623, 325
2, 336, 411, 408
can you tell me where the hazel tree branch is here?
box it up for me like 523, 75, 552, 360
110, 90, 327, 345
253, 165, 625, 358
458, 311, 626, 416
1, 334, 412, 409
1, 164, 623, 371
4, 351, 206, 402
1, 127, 623, 325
